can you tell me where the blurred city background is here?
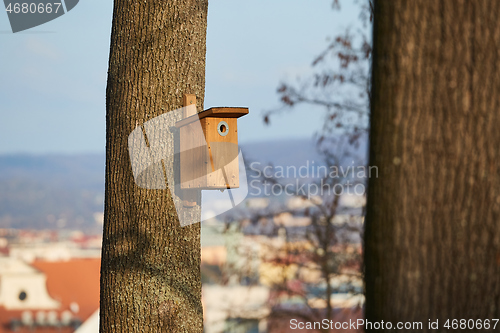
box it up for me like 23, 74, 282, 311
0, 0, 369, 332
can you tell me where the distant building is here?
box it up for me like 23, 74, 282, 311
0, 258, 60, 311
203, 285, 270, 333
0, 258, 100, 333
246, 198, 270, 209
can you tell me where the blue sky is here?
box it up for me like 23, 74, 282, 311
0, 0, 361, 154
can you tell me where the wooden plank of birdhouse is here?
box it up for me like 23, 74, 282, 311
183, 94, 197, 117
175, 107, 248, 128
180, 94, 200, 206
199, 107, 249, 119
204, 117, 239, 188
180, 121, 209, 189
180, 94, 197, 188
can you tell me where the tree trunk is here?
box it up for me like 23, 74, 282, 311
365, 0, 500, 331
100, 1, 208, 332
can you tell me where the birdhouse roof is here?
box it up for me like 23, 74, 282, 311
175, 107, 248, 128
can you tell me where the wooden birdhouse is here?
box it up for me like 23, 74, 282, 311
175, 94, 248, 190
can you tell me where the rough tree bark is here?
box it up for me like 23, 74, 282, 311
100, 1, 208, 332
365, 0, 500, 331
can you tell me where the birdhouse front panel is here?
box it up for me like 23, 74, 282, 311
202, 117, 239, 189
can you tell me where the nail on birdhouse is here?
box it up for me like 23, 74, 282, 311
175, 94, 248, 192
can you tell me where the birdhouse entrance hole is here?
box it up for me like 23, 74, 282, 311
217, 121, 229, 137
